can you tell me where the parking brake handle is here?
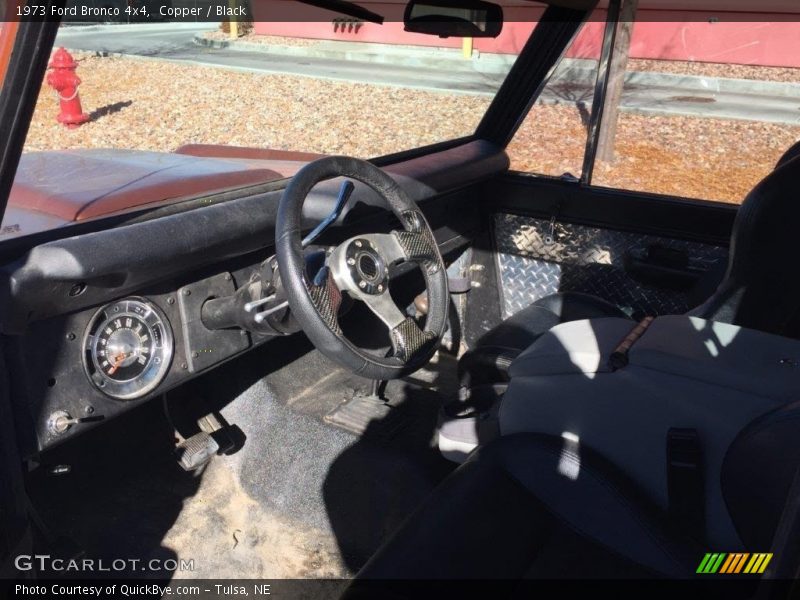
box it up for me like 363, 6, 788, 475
302, 180, 355, 247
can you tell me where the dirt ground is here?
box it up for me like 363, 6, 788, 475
24, 53, 800, 204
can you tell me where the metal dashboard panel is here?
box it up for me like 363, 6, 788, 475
177, 273, 250, 373
493, 213, 728, 320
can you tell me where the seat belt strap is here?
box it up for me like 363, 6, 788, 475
667, 428, 705, 541
609, 316, 655, 370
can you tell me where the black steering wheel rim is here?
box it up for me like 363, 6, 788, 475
276, 156, 449, 380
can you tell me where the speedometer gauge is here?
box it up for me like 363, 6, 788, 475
82, 298, 173, 400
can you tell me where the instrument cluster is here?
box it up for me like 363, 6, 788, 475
82, 297, 174, 401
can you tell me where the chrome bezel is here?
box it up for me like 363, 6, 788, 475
82, 297, 173, 400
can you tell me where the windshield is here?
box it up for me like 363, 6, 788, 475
2, 3, 547, 240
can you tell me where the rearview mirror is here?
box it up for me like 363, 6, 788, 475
403, 0, 503, 38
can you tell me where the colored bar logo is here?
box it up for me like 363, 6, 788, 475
697, 553, 773, 574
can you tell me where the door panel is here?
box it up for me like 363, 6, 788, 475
483, 174, 736, 323
493, 213, 728, 320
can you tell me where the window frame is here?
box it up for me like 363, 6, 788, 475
0, 16, 60, 229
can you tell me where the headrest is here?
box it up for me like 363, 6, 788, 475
776, 140, 800, 170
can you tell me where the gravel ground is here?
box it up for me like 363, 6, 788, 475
508, 103, 800, 203
24, 53, 800, 204
629, 58, 800, 83
25, 53, 488, 157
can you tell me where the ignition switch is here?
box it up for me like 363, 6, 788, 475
47, 410, 104, 435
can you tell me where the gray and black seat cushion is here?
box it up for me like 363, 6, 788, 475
344, 402, 800, 592
458, 140, 800, 390
458, 292, 628, 388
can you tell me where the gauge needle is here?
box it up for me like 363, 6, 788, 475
108, 352, 127, 375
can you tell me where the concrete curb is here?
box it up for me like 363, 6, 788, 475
192, 33, 516, 75
555, 58, 800, 99
193, 33, 800, 100
194, 34, 230, 50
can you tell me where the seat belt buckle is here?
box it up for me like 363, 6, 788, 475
667, 428, 705, 540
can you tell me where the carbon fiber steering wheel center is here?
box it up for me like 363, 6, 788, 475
345, 238, 388, 295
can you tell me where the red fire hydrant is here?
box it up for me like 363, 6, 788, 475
46, 48, 89, 129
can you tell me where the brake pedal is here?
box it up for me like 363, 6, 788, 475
175, 431, 219, 471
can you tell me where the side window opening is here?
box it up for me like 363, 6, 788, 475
507, 7, 800, 205
506, 18, 605, 180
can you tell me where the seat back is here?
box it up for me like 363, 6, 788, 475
698, 146, 800, 338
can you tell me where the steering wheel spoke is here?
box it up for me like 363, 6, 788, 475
389, 316, 436, 363
359, 289, 406, 328
359, 233, 407, 265
391, 210, 441, 273
305, 266, 343, 335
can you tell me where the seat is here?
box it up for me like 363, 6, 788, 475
458, 141, 800, 391
458, 292, 628, 388
344, 401, 800, 593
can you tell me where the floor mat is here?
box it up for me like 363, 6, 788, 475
212, 346, 457, 572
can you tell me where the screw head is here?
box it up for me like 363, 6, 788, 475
358, 281, 366, 289
166, 297, 175, 305
377, 285, 384, 292
355, 240, 362, 247
347, 258, 356, 266
181, 363, 188, 370
84, 405, 94, 415
182, 289, 191, 296
66, 332, 76, 341
191, 351, 199, 358
68, 283, 86, 297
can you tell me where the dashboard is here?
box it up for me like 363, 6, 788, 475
0, 140, 508, 456
10, 255, 272, 454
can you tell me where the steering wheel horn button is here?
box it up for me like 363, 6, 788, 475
344, 238, 388, 295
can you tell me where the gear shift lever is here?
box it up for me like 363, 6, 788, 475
302, 180, 355, 247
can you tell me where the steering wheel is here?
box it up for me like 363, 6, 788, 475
276, 156, 449, 380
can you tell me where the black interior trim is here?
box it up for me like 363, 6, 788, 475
487, 173, 736, 246
580, 0, 620, 184
0, 141, 505, 333
0, 344, 31, 574
0, 138, 485, 262
371, 135, 477, 167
